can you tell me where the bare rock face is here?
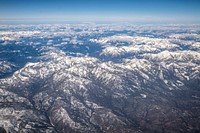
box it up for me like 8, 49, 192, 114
0, 24, 200, 132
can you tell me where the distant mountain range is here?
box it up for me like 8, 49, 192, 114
0, 24, 200, 133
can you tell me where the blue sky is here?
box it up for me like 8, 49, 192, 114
0, 0, 200, 23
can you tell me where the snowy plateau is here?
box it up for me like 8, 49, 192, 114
0, 23, 200, 133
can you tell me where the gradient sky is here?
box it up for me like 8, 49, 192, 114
0, 0, 200, 23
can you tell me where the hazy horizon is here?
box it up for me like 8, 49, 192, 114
1, 0, 200, 24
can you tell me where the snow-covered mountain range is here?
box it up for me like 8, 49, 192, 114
0, 23, 200, 133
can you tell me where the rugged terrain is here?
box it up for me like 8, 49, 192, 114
0, 24, 200, 132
